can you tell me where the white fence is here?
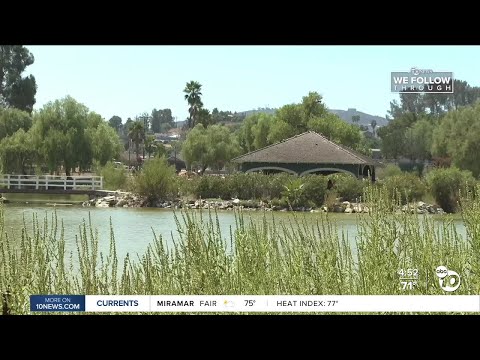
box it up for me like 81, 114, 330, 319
0, 175, 103, 191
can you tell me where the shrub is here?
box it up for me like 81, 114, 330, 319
382, 173, 426, 205
281, 178, 305, 209
328, 173, 365, 202
379, 164, 403, 179
302, 175, 328, 206
269, 197, 289, 208
190, 173, 297, 201
267, 173, 295, 200
134, 157, 178, 204
426, 167, 475, 213
195, 176, 230, 199
99, 161, 128, 190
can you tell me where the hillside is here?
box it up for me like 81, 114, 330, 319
174, 107, 388, 130
238, 108, 277, 117
329, 108, 388, 128
238, 107, 388, 130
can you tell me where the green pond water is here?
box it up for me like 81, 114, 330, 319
1, 201, 467, 263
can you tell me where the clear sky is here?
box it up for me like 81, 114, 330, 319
26, 46, 480, 122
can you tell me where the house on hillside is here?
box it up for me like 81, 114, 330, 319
155, 133, 180, 144
232, 131, 379, 181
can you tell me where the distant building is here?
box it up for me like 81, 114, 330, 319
154, 133, 180, 144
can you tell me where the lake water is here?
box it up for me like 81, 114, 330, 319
1, 204, 468, 262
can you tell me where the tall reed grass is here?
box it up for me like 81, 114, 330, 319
1, 184, 479, 314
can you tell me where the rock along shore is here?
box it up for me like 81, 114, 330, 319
83, 192, 445, 214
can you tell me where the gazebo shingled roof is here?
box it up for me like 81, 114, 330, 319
232, 131, 377, 166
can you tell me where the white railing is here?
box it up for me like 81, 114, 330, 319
0, 175, 103, 191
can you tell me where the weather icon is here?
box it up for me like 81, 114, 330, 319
223, 299, 235, 307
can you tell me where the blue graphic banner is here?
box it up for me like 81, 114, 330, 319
30, 295, 85, 312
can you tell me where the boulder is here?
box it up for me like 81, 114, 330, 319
116, 199, 127, 207
232, 198, 240, 205
344, 207, 353, 213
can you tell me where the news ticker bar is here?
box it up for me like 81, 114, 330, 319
30, 295, 480, 312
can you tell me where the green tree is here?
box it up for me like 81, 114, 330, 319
31, 96, 100, 175
197, 108, 214, 127
108, 115, 122, 132
182, 124, 239, 174
205, 124, 240, 170
134, 156, 177, 204
128, 121, 145, 163
302, 91, 327, 119
87, 122, 123, 166
238, 92, 364, 153
307, 113, 362, 149
183, 81, 203, 129
377, 126, 404, 160
144, 134, 157, 158
0, 129, 37, 174
124, 118, 134, 133
170, 140, 182, 154
0, 107, 32, 141
211, 108, 221, 124
268, 116, 295, 144
237, 114, 260, 153
0, 46, 37, 112
426, 167, 475, 213
253, 114, 273, 149
352, 115, 360, 125
276, 104, 306, 133
377, 113, 417, 159
431, 102, 480, 177
98, 161, 128, 190
151, 108, 174, 133
403, 119, 434, 161
155, 142, 168, 158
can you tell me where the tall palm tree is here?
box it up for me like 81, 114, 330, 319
370, 119, 377, 136
128, 122, 145, 164
183, 81, 203, 128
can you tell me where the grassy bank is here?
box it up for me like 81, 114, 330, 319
1, 185, 479, 314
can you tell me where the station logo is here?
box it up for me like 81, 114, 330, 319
435, 265, 461, 292
391, 68, 453, 93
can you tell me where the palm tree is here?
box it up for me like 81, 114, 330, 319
183, 81, 203, 128
128, 122, 144, 164
370, 119, 377, 137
